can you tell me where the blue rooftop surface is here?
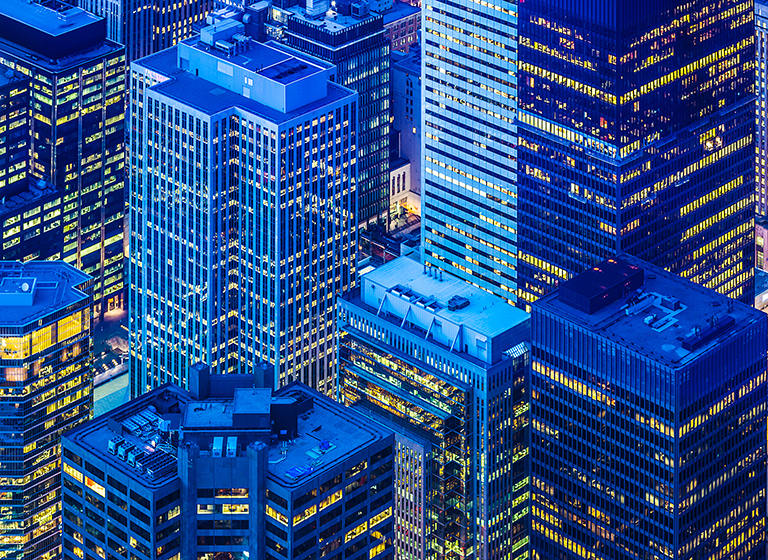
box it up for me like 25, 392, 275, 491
536, 254, 766, 367
0, 0, 101, 36
0, 261, 91, 327
382, 1, 420, 24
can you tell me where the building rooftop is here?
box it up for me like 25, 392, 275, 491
64, 381, 391, 489
286, 4, 382, 33
267, 384, 390, 487
64, 385, 192, 487
0, 0, 118, 64
0, 261, 91, 327
135, 35, 353, 121
392, 48, 420, 75
535, 254, 765, 367
382, 1, 420, 25
360, 256, 528, 339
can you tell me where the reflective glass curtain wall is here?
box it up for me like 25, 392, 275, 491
517, 0, 756, 306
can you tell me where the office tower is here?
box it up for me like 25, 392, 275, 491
278, 0, 390, 227
61, 376, 395, 560
389, 45, 421, 218
758, 0, 768, 214
0, 69, 30, 194
338, 256, 531, 560
0, 261, 93, 560
73, 0, 214, 62
421, 0, 518, 305
756, 216, 768, 269
129, 21, 358, 397
516, 0, 756, 307
0, 0, 126, 317
382, 1, 420, 53
530, 255, 767, 558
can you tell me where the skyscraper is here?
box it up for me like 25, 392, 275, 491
420, 0, 519, 305
74, 0, 214, 62
129, 20, 358, 396
0, 261, 93, 560
516, 0, 756, 306
757, 0, 768, 215
61, 377, 395, 560
338, 256, 531, 560
277, 0, 390, 227
0, 0, 126, 317
530, 255, 766, 558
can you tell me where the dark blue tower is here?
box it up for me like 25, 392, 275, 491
516, 0, 756, 306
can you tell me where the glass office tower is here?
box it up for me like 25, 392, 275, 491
530, 255, 767, 559
129, 20, 357, 396
420, 0, 519, 305
517, 0, 756, 306
0, 261, 93, 560
338, 257, 531, 560
0, 0, 126, 317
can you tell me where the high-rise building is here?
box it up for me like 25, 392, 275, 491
516, 0, 756, 306
338, 256, 531, 560
276, 0, 390, 227
129, 21, 358, 396
530, 255, 767, 558
420, 0, 519, 305
61, 375, 395, 560
73, 0, 214, 62
0, 0, 126, 317
0, 261, 93, 560
757, 0, 768, 215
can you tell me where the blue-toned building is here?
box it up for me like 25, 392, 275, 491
516, 0, 756, 306
757, 0, 768, 215
0, 261, 93, 560
338, 256, 531, 560
530, 255, 767, 558
129, 16, 358, 396
420, 0, 519, 306
61, 374, 395, 560
0, 0, 126, 317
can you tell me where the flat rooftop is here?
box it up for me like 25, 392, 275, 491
0, 261, 91, 327
267, 384, 390, 487
287, 5, 381, 33
382, 1, 420, 24
360, 256, 529, 339
63, 385, 192, 488
0, 0, 100, 36
136, 40, 352, 123
535, 254, 765, 367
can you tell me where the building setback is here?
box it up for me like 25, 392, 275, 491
338, 256, 531, 560
60, 374, 395, 560
0, 261, 94, 560
530, 255, 767, 558
0, 0, 126, 317
516, 0, 756, 306
129, 16, 358, 396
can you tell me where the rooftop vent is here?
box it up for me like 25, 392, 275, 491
447, 296, 470, 311
682, 314, 736, 352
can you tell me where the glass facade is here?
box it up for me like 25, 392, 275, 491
421, 0, 519, 305
757, 0, 768, 214
517, 0, 756, 306
129, 36, 357, 396
285, 11, 390, 227
0, 16, 126, 317
337, 257, 531, 560
0, 262, 93, 560
530, 255, 767, 559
